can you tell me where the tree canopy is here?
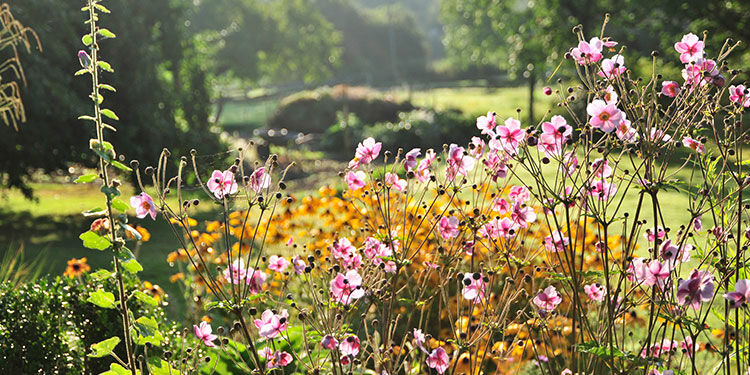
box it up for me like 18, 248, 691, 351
1, 0, 222, 197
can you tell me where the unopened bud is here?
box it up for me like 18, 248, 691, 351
77, 50, 91, 68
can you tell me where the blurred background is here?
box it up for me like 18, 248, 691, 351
0, 0, 748, 313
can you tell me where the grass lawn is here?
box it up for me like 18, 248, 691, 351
382, 85, 556, 119
0, 180, 223, 318
216, 98, 279, 132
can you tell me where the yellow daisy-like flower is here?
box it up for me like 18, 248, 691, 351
64, 257, 91, 278
143, 281, 164, 302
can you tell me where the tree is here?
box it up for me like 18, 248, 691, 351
441, 0, 750, 125
441, 0, 566, 123
187, 0, 342, 125
315, 0, 429, 85
1, 0, 222, 197
188, 0, 341, 85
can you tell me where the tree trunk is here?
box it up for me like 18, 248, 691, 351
213, 97, 226, 126
528, 71, 535, 124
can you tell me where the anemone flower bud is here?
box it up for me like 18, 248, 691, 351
78, 50, 91, 68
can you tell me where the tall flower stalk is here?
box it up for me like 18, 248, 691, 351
75, 1, 160, 374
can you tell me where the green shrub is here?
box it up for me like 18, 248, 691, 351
266, 86, 414, 134
0, 273, 173, 374
321, 108, 475, 158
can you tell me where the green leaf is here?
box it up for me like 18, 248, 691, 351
121, 258, 142, 273
98, 28, 116, 39
94, 4, 111, 13
100, 185, 121, 199
80, 230, 112, 250
117, 247, 143, 273
111, 161, 132, 172
97, 61, 114, 72
89, 269, 113, 281
133, 316, 163, 346
111, 198, 130, 212
74, 68, 89, 76
577, 341, 648, 366
82, 34, 93, 46
82, 208, 107, 217
147, 357, 177, 375
132, 290, 158, 306
78, 115, 96, 122
75, 173, 98, 183
99, 84, 116, 92
89, 337, 120, 358
99, 363, 139, 375
91, 139, 116, 162
102, 123, 118, 132
101, 109, 119, 121
87, 290, 116, 309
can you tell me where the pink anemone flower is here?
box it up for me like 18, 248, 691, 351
476, 111, 497, 134
676, 269, 714, 310
661, 81, 680, 97
728, 85, 750, 107
194, 321, 218, 347
584, 284, 605, 302
533, 286, 562, 312
249, 167, 271, 193
384, 172, 407, 191
339, 335, 360, 357
207, 169, 238, 199
268, 255, 290, 273
345, 171, 367, 191
438, 216, 460, 240
321, 335, 339, 350
426, 347, 450, 374
404, 148, 421, 171
461, 274, 486, 304
571, 37, 604, 65
598, 54, 626, 78
674, 33, 704, 63
353, 137, 381, 166
724, 279, 750, 309
446, 144, 475, 179
130, 192, 157, 220
587, 99, 622, 133
330, 270, 365, 305
682, 137, 705, 154
496, 118, 526, 153
254, 309, 289, 339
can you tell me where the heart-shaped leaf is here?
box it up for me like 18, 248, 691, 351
88, 336, 120, 358
87, 289, 116, 309
80, 230, 112, 250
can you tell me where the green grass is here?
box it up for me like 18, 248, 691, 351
382, 85, 556, 119
0, 181, 221, 318
508, 155, 696, 238
217, 98, 279, 132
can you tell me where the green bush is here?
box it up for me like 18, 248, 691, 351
0, 273, 172, 374
266, 86, 414, 135
321, 108, 475, 158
